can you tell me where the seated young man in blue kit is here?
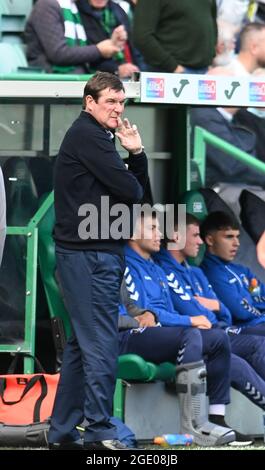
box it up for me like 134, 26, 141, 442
155, 211, 265, 397
200, 211, 265, 335
119, 278, 237, 445
124, 210, 265, 444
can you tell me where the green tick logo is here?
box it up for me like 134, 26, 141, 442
224, 81, 241, 99
173, 79, 190, 97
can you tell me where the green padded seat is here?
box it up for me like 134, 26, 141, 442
38, 195, 72, 338
180, 189, 208, 221
0, 0, 32, 44
0, 0, 32, 16
118, 354, 176, 382
0, 43, 27, 72
114, 355, 176, 420
179, 189, 208, 266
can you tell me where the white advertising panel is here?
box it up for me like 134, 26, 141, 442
140, 72, 265, 107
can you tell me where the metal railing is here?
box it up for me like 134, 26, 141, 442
193, 126, 265, 186
0, 192, 54, 373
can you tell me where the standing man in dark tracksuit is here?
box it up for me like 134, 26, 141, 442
48, 72, 148, 450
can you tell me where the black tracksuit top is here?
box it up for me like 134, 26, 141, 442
54, 111, 148, 254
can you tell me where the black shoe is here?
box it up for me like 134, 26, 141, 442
84, 439, 131, 450
49, 439, 84, 450
209, 414, 253, 446
228, 430, 253, 447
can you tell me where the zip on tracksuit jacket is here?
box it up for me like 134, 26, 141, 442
155, 248, 232, 326
201, 253, 265, 327
124, 246, 192, 327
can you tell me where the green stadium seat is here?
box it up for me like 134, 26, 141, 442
180, 189, 208, 265
180, 189, 208, 221
0, 43, 27, 73
117, 354, 175, 382
38, 195, 72, 340
0, 0, 32, 43
114, 355, 176, 420
0, 0, 32, 16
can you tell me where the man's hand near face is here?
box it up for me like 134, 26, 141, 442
115, 117, 143, 154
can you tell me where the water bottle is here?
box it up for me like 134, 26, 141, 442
153, 433, 194, 447
249, 278, 261, 297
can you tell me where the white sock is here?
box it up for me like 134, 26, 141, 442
208, 404, 225, 416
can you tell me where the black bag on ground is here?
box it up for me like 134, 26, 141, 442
0, 421, 50, 447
